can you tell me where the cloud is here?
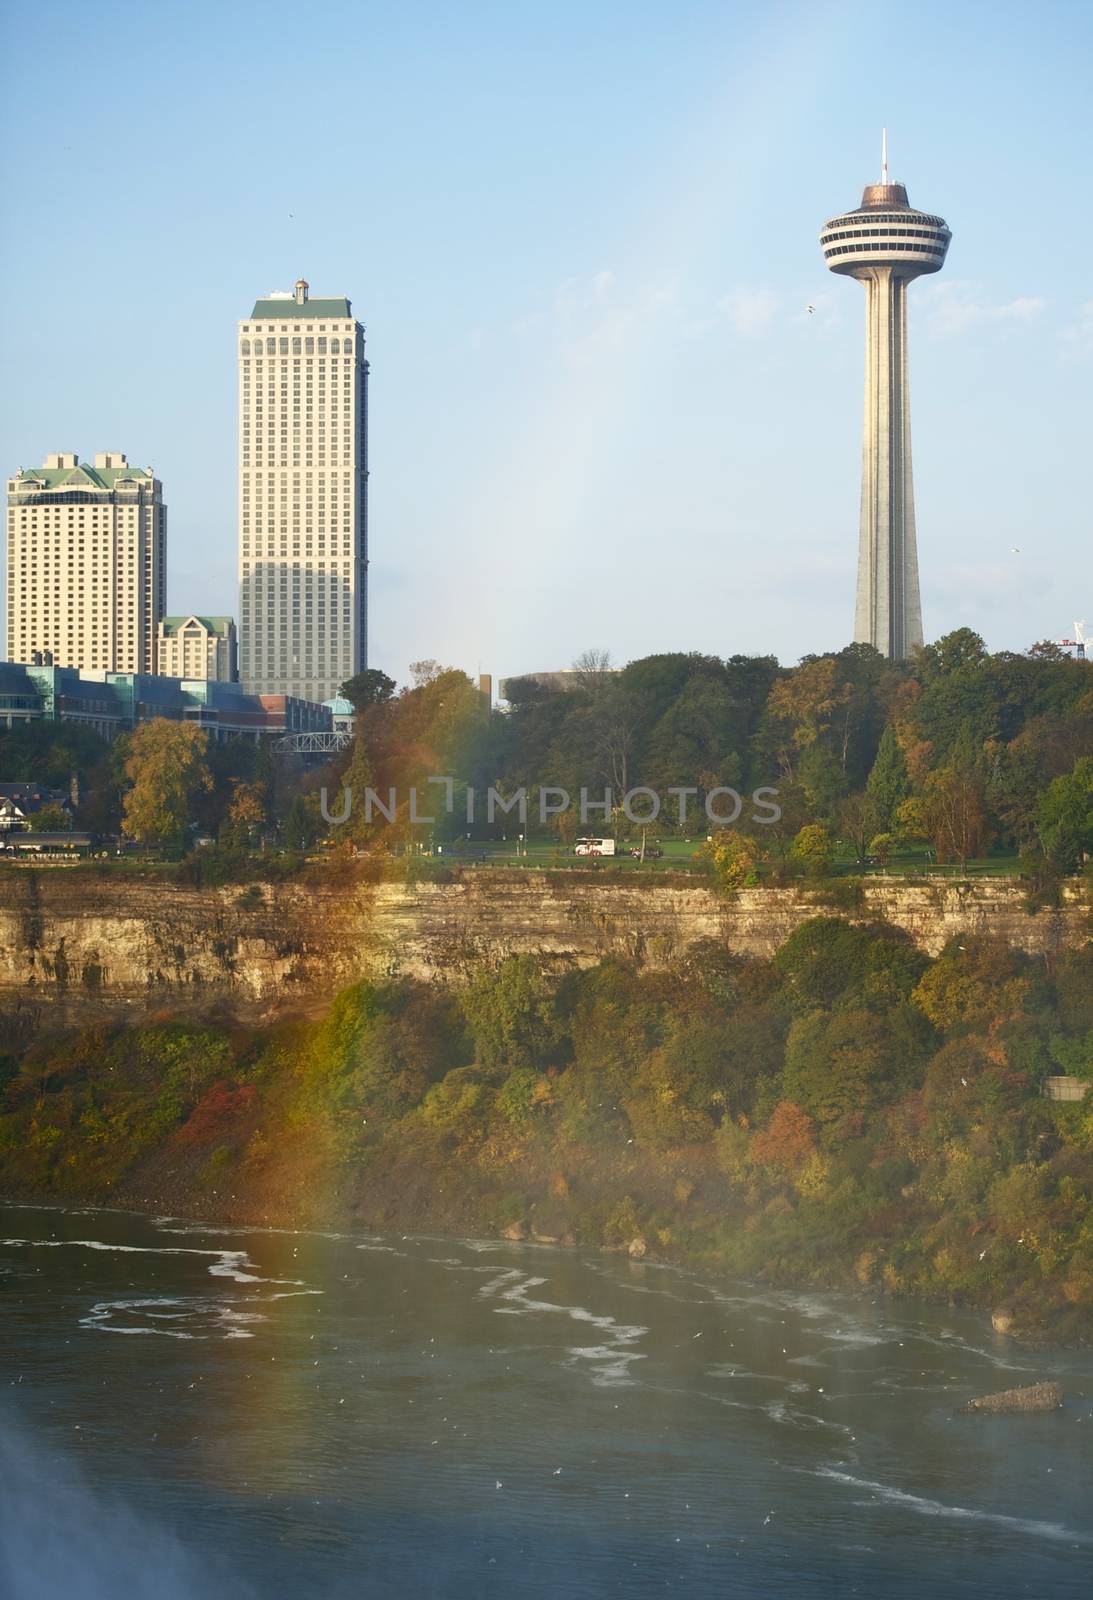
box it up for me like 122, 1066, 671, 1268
1061, 300, 1093, 362
918, 280, 1048, 337
716, 286, 782, 337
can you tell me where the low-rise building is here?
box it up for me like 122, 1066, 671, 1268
0, 662, 331, 743
0, 781, 73, 831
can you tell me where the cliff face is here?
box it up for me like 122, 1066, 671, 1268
0, 867, 1084, 1026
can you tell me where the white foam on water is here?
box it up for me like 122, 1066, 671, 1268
821, 1329, 891, 1348
80, 1296, 267, 1341
477, 1269, 527, 1298
486, 1274, 648, 1387
1, 1236, 304, 1289
813, 1468, 1093, 1545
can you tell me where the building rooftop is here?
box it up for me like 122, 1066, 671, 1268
12, 462, 154, 491
159, 615, 235, 636
250, 297, 353, 320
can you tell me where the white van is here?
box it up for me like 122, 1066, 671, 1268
574, 837, 616, 857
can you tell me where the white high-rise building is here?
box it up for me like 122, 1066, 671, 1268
237, 280, 369, 703
5, 452, 166, 673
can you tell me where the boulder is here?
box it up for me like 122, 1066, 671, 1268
991, 1305, 1016, 1335
627, 1236, 648, 1260
963, 1382, 1063, 1415
500, 1221, 526, 1242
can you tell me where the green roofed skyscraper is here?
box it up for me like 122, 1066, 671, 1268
237, 280, 369, 704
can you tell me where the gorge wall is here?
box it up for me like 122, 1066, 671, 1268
0, 866, 1087, 1031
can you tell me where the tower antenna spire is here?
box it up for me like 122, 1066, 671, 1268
882, 128, 888, 185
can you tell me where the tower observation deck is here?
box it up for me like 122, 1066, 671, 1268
821, 136, 951, 658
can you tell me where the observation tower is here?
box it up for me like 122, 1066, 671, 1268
821, 136, 951, 658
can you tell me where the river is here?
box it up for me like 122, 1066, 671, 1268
1, 1203, 1090, 1598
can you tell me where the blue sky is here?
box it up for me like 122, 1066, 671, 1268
2, 0, 1090, 685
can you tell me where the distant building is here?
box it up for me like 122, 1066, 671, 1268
0, 781, 73, 832
238, 279, 369, 705
6, 452, 166, 674
321, 694, 356, 737
0, 662, 331, 744
157, 615, 238, 681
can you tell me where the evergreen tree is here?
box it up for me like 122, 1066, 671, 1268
865, 725, 910, 831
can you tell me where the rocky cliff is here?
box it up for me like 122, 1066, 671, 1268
0, 866, 1085, 1028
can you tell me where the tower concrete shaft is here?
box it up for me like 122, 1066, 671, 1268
856, 266, 921, 658
821, 153, 950, 659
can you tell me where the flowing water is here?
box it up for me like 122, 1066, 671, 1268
1, 1203, 1090, 1598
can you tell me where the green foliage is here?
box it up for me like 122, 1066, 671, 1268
865, 726, 910, 832
122, 720, 213, 846
788, 823, 835, 877
460, 955, 562, 1068
1037, 757, 1093, 871
4, 914, 1093, 1339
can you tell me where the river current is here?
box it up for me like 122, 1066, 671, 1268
1, 1203, 1090, 1598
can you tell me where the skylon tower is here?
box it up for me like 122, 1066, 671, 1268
821, 136, 950, 658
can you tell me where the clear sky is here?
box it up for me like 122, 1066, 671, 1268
2, 0, 1090, 686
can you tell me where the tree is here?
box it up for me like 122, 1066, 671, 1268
789, 822, 835, 877
283, 794, 319, 852
340, 668, 396, 712
922, 764, 990, 869
460, 955, 561, 1068
763, 657, 853, 780
868, 831, 897, 868
30, 804, 72, 833
221, 780, 266, 851
782, 1009, 889, 1122
911, 936, 1032, 1032
865, 725, 910, 831
572, 648, 614, 699
705, 830, 764, 893
748, 1101, 816, 1175
1036, 756, 1093, 871
121, 721, 212, 846
838, 792, 881, 865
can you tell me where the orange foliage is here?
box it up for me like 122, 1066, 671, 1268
748, 1100, 816, 1174
175, 1080, 256, 1148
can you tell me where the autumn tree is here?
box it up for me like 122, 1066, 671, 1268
221, 780, 266, 850
788, 822, 835, 877
121, 721, 212, 845
705, 830, 765, 893
763, 657, 853, 781
748, 1100, 816, 1175
921, 764, 990, 868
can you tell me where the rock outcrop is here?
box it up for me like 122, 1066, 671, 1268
963, 1382, 1064, 1414
0, 866, 1084, 1027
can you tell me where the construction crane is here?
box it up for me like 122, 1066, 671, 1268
1058, 620, 1088, 660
